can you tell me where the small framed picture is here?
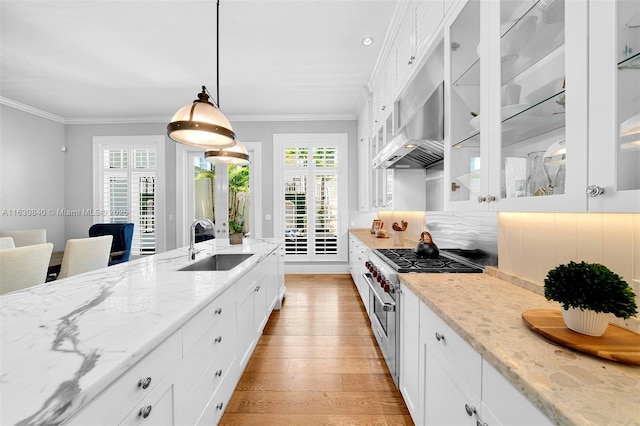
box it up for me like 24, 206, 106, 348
371, 219, 383, 234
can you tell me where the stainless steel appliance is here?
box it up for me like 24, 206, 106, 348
363, 248, 490, 388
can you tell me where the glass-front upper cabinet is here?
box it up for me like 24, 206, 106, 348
588, 0, 640, 212
445, 0, 482, 207
445, 0, 589, 211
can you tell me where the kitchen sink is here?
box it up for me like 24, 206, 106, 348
178, 253, 254, 272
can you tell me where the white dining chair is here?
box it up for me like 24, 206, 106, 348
0, 243, 54, 295
0, 229, 46, 247
0, 237, 15, 249
57, 235, 113, 280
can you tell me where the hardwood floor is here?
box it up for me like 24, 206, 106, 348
220, 274, 413, 425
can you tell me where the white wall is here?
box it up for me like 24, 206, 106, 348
2, 111, 368, 253
0, 105, 67, 249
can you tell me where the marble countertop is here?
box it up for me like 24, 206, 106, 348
349, 228, 417, 249
349, 231, 639, 425
0, 238, 281, 425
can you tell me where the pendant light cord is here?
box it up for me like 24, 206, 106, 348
216, 0, 220, 109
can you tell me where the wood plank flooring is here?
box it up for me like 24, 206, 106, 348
220, 274, 413, 425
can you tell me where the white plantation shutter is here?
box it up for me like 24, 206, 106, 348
278, 137, 345, 262
100, 145, 157, 255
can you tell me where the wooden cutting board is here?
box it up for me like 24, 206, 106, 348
522, 309, 640, 366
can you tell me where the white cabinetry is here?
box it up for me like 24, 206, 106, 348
68, 331, 182, 426
357, 97, 372, 212
445, 0, 638, 213
587, 0, 640, 212
348, 234, 369, 312
411, 286, 551, 426
237, 257, 269, 372
398, 283, 420, 422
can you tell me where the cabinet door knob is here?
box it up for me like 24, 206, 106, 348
216, 402, 224, 410
137, 377, 152, 389
465, 404, 476, 416
255, 285, 261, 292
485, 194, 496, 203
476, 195, 486, 203
138, 405, 152, 418
215, 369, 223, 377
435, 332, 445, 342
215, 308, 223, 315
586, 185, 605, 197
214, 336, 223, 343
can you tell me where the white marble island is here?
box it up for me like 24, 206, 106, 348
0, 238, 283, 425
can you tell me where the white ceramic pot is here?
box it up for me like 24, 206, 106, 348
561, 307, 611, 336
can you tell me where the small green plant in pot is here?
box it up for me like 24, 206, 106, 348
544, 261, 637, 336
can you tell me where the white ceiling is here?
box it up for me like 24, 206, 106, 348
0, 0, 398, 123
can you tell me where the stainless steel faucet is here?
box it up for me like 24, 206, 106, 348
189, 218, 214, 260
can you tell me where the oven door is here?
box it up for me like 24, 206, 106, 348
363, 272, 398, 386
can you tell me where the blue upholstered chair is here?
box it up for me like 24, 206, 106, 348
88, 223, 134, 265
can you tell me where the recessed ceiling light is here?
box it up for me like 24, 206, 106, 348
405, 143, 417, 149
362, 37, 374, 46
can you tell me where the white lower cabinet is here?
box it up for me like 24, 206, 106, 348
481, 359, 551, 426
348, 235, 369, 312
66, 246, 283, 426
411, 290, 550, 426
398, 284, 420, 421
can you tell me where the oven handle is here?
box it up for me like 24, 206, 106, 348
362, 273, 395, 312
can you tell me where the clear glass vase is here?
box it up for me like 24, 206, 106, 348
526, 151, 552, 196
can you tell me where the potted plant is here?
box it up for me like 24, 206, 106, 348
544, 261, 637, 336
229, 220, 244, 245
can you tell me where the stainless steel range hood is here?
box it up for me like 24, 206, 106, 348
373, 41, 444, 170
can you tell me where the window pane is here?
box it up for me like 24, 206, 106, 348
133, 149, 156, 169
104, 173, 128, 222
284, 147, 309, 168
314, 173, 338, 254
313, 147, 337, 168
284, 171, 308, 255
131, 173, 155, 254
105, 149, 128, 169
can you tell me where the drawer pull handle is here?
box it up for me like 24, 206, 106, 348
435, 332, 445, 342
137, 377, 152, 389
215, 369, 223, 377
214, 336, 223, 343
138, 405, 152, 418
255, 285, 261, 292
215, 308, 223, 315
216, 402, 224, 410
465, 404, 476, 416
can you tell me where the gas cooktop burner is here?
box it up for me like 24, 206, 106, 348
374, 248, 486, 273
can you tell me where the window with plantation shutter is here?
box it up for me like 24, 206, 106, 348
94, 136, 164, 256
274, 134, 348, 263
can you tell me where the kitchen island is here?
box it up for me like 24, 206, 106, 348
350, 230, 640, 426
0, 238, 283, 425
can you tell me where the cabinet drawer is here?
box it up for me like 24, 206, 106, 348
182, 334, 237, 425
420, 303, 481, 397
119, 363, 180, 426
182, 285, 236, 355
181, 303, 236, 398
67, 331, 181, 425
195, 359, 238, 426
235, 260, 265, 299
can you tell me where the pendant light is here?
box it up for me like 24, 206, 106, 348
167, 0, 235, 149
205, 140, 249, 165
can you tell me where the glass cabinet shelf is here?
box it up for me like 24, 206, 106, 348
500, 1, 564, 84
618, 51, 640, 69
452, 90, 565, 149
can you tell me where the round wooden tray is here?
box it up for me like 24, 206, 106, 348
522, 309, 640, 366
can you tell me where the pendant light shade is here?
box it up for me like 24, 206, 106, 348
167, 86, 236, 149
205, 140, 250, 165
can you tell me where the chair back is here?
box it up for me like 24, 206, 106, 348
0, 229, 46, 247
0, 243, 54, 295
58, 236, 113, 280
0, 237, 15, 249
88, 223, 134, 265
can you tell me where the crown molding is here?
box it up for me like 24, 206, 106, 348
1, 97, 356, 124
0, 97, 65, 124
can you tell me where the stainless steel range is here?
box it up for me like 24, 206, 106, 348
363, 248, 492, 388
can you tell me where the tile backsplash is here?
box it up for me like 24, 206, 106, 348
498, 213, 640, 302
